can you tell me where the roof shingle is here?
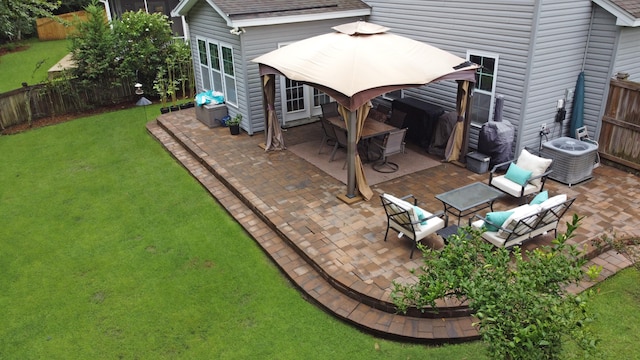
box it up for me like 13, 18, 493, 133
213, 0, 370, 20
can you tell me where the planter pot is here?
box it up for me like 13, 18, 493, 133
169, 105, 180, 112
229, 124, 240, 135
160, 107, 170, 114
179, 102, 193, 110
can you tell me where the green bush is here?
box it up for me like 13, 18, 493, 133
70, 1, 177, 96
111, 10, 174, 95
392, 215, 599, 360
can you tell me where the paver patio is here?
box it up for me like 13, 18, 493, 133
147, 108, 636, 343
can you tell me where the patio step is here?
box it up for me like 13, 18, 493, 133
147, 120, 480, 343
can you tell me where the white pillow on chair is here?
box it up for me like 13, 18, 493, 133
516, 149, 552, 188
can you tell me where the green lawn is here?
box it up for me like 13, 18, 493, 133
0, 107, 485, 359
0, 106, 638, 358
0, 38, 70, 93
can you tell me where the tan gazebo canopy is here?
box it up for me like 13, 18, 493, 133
253, 21, 478, 202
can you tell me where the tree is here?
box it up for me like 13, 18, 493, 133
69, 0, 115, 84
0, 0, 60, 42
392, 215, 599, 360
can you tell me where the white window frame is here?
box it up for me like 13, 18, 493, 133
467, 51, 499, 125
196, 36, 238, 107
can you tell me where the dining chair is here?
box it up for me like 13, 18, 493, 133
330, 126, 349, 165
371, 128, 407, 173
388, 109, 407, 128
318, 117, 338, 154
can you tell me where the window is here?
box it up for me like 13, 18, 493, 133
196, 37, 238, 106
313, 88, 331, 107
467, 52, 499, 124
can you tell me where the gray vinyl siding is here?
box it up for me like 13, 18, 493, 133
583, 5, 618, 140
519, 0, 593, 152
614, 26, 640, 82
188, 1, 247, 130
367, 0, 536, 150
241, 19, 364, 134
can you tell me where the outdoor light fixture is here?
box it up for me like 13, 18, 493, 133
135, 83, 144, 95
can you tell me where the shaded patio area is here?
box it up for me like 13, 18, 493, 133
147, 108, 637, 343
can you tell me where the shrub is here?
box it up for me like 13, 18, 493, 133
392, 215, 599, 360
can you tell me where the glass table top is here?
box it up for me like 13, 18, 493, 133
435, 182, 504, 211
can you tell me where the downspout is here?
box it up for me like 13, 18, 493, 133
582, 6, 595, 72
98, 0, 112, 22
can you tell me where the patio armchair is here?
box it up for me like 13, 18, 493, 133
489, 148, 553, 203
380, 193, 448, 258
371, 128, 407, 173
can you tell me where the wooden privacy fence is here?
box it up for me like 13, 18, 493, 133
599, 78, 640, 171
0, 78, 135, 130
36, 11, 88, 41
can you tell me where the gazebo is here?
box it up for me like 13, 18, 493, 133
253, 21, 479, 203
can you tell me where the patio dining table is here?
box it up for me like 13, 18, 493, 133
327, 116, 398, 162
327, 116, 397, 140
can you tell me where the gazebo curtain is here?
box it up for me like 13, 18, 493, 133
262, 74, 286, 151
338, 102, 373, 201
445, 80, 472, 162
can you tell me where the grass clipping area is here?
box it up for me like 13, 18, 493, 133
0, 107, 637, 359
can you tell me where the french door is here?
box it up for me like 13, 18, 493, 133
279, 77, 333, 125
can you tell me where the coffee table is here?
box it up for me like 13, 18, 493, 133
435, 182, 504, 225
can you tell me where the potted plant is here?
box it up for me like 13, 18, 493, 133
227, 113, 241, 135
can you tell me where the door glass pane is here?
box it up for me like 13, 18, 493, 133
198, 40, 207, 65
313, 89, 331, 107
221, 47, 234, 76
285, 78, 305, 112
471, 92, 491, 124
224, 76, 237, 104
209, 43, 220, 71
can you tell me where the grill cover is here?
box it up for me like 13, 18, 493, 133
478, 121, 515, 169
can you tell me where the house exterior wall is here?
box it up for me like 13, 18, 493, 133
240, 19, 365, 134
187, 0, 365, 134
614, 26, 640, 82
187, 1, 245, 128
520, 0, 593, 151
366, 0, 537, 150
366, 0, 628, 155
583, 5, 618, 140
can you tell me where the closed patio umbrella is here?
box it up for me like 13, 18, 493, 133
569, 71, 585, 139
253, 21, 478, 201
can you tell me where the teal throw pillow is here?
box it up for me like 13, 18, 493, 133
530, 191, 549, 205
413, 206, 428, 225
505, 163, 533, 186
485, 211, 514, 232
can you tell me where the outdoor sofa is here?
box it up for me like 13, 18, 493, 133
470, 193, 575, 249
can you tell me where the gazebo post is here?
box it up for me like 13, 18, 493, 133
345, 110, 358, 198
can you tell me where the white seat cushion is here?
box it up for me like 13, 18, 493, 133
498, 204, 541, 239
491, 174, 540, 197
516, 149, 553, 187
382, 193, 423, 232
383, 193, 444, 237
